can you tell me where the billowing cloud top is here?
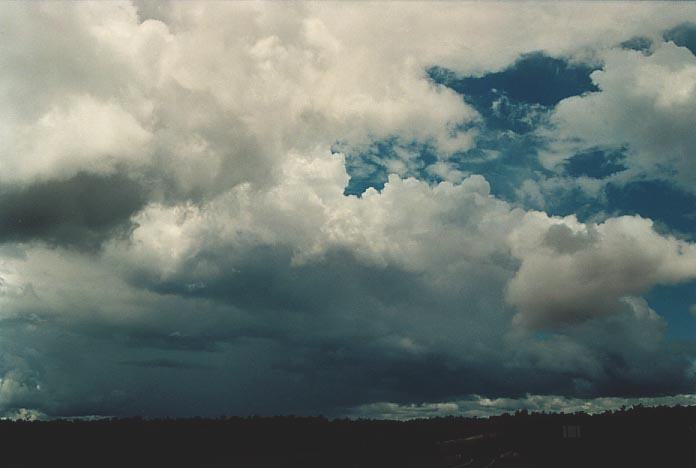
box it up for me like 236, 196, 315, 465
2, 2, 696, 419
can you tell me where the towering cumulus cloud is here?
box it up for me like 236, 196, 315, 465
2, 2, 696, 419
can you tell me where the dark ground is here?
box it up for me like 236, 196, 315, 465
1, 404, 695, 467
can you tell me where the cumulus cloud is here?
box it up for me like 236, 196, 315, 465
1, 95, 152, 183
0, 1, 482, 194
3, 2, 695, 190
4, 158, 694, 415
1, 2, 696, 418
507, 213, 696, 328
544, 42, 696, 193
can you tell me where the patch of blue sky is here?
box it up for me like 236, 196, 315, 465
424, 52, 601, 201
664, 22, 696, 56
339, 128, 548, 200
644, 281, 696, 340
340, 53, 591, 198
459, 130, 547, 199
338, 137, 440, 196
538, 159, 696, 239
341, 50, 696, 248
535, 182, 607, 221
564, 148, 627, 179
620, 36, 653, 54
604, 180, 696, 240
427, 51, 599, 111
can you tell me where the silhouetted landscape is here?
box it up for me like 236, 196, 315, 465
3, 404, 696, 467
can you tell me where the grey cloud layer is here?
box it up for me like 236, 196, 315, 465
2, 2, 696, 418
0, 173, 147, 248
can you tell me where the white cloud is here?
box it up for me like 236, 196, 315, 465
507, 212, 696, 328
108, 151, 520, 283
1, 95, 152, 182
545, 42, 696, 192
3, 1, 696, 190
1, 1, 481, 190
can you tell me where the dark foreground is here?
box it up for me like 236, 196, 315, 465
2, 404, 696, 467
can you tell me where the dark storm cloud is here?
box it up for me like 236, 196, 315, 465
139, 246, 433, 316
103, 241, 693, 414
6, 306, 691, 419
268, 342, 589, 406
0, 244, 692, 418
0, 172, 148, 248
114, 330, 223, 353
118, 358, 212, 370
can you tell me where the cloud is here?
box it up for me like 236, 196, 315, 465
2, 159, 692, 415
1, 407, 47, 421
1, 148, 694, 416
1, 1, 483, 196
0, 357, 44, 416
0, 172, 148, 248
1, 95, 152, 183
3, 2, 694, 192
544, 42, 696, 193
507, 213, 696, 328
117, 359, 212, 370
1, 2, 696, 418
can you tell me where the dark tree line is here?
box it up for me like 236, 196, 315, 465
1, 404, 695, 467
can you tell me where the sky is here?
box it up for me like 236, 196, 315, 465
2, 2, 696, 420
